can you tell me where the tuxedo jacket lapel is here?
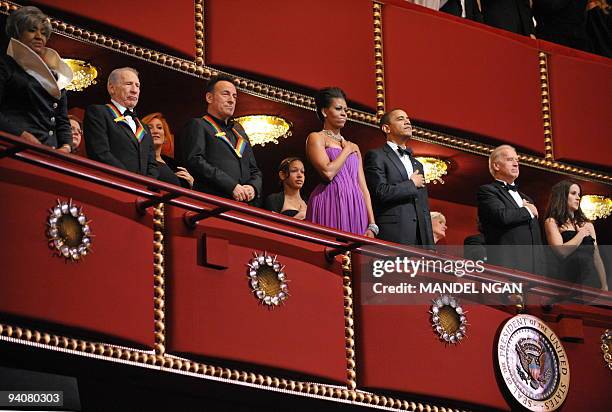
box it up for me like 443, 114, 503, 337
495, 181, 521, 208
115, 119, 139, 149
382, 144, 409, 181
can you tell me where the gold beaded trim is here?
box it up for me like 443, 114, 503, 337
373, 2, 386, 119
0, 1, 608, 184
153, 204, 166, 355
0, 320, 469, 411
342, 253, 357, 390
539, 52, 554, 161
602, 329, 612, 371
411, 126, 611, 184
195, 0, 204, 66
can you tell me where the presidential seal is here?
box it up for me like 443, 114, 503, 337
497, 314, 570, 411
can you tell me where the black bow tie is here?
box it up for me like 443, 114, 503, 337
397, 147, 413, 157
123, 109, 137, 118
503, 183, 518, 192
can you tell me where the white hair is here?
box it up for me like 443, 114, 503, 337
488, 144, 516, 177
107, 67, 139, 87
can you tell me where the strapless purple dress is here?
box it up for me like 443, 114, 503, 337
306, 147, 367, 235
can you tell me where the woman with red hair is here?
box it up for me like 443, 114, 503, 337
142, 112, 193, 188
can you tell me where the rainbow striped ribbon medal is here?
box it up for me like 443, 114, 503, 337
202, 115, 247, 158
106, 103, 146, 143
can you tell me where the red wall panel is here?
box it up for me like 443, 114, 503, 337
544, 43, 612, 169
29, 0, 195, 57
0, 158, 154, 348
428, 198, 478, 246
165, 206, 347, 383
353, 252, 512, 410
206, 0, 377, 110
383, 3, 545, 154
559, 325, 612, 410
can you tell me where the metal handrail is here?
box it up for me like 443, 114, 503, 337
1, 131, 611, 306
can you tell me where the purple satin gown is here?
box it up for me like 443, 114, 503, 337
306, 147, 368, 235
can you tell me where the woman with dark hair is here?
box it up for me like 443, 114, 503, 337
305, 87, 377, 237
544, 180, 608, 290
142, 112, 193, 188
586, 0, 612, 57
264, 157, 307, 220
0, 6, 73, 152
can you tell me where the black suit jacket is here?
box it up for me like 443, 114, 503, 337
477, 181, 544, 273
178, 116, 262, 203
364, 144, 434, 247
83, 104, 158, 178
481, 0, 535, 35
440, 0, 485, 23
0, 55, 71, 148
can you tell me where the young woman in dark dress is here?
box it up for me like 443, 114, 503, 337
142, 112, 193, 188
544, 180, 608, 290
264, 157, 307, 220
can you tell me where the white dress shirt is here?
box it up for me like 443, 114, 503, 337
111, 99, 137, 134
387, 141, 414, 177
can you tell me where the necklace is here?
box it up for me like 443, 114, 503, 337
322, 129, 343, 142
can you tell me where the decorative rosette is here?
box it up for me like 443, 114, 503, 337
247, 252, 289, 306
430, 295, 467, 344
47, 199, 92, 261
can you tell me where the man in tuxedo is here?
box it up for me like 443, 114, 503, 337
477, 144, 543, 274
84, 67, 158, 178
364, 109, 434, 248
177, 75, 262, 204
481, 0, 534, 36
439, 0, 484, 22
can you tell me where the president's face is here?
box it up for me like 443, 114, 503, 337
383, 110, 412, 139
493, 148, 519, 182
206, 80, 237, 120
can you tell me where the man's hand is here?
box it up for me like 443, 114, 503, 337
20, 131, 40, 145
523, 200, 539, 218
410, 170, 425, 188
233, 184, 255, 202
57, 145, 71, 154
243, 185, 256, 202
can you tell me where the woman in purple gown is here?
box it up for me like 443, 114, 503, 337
305, 87, 377, 237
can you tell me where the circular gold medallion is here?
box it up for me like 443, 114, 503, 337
47, 199, 92, 261
247, 252, 288, 306
430, 295, 466, 344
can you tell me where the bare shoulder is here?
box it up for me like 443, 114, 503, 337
544, 217, 558, 228
306, 131, 324, 145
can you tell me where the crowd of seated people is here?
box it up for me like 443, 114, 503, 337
0, 7, 608, 291
409, 0, 612, 58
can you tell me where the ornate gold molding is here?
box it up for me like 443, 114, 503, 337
0, 321, 470, 411
373, 1, 385, 119
411, 126, 611, 184
342, 253, 357, 390
153, 204, 166, 355
1, 1, 609, 184
602, 329, 612, 371
539, 52, 554, 161
195, 0, 204, 66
